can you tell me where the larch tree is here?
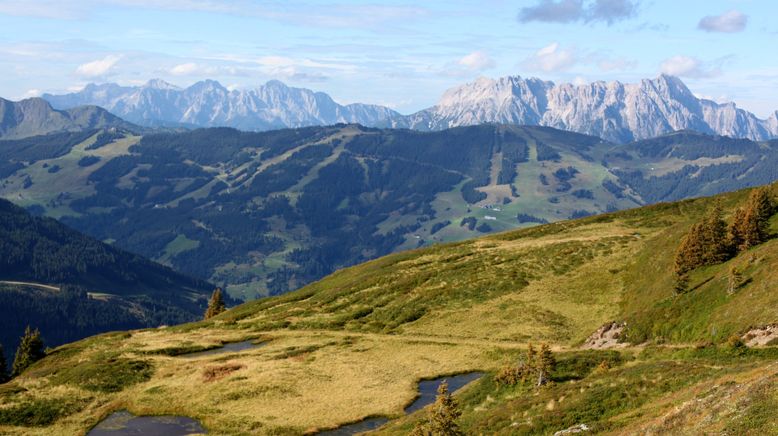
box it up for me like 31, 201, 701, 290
674, 202, 731, 285
727, 207, 747, 251
411, 381, 463, 436
12, 326, 45, 377
731, 187, 775, 250
204, 288, 226, 320
536, 343, 556, 386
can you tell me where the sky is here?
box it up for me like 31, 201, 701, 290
0, 0, 777, 117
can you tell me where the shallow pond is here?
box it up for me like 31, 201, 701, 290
181, 339, 264, 359
88, 410, 205, 435
405, 372, 483, 414
318, 372, 483, 435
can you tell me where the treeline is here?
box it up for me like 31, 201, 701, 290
673, 187, 775, 292
0, 198, 211, 301
0, 281, 209, 362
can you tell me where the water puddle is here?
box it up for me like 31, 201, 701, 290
405, 372, 483, 414
181, 340, 264, 359
318, 372, 483, 435
316, 417, 390, 435
88, 410, 205, 435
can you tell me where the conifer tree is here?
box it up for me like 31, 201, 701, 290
674, 202, 731, 277
526, 343, 536, 369
12, 326, 45, 376
411, 381, 463, 436
701, 201, 731, 263
737, 187, 774, 249
727, 207, 747, 250
727, 265, 743, 294
204, 288, 226, 320
748, 187, 775, 228
0, 344, 8, 383
536, 343, 556, 386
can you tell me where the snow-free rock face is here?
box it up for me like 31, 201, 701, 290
43, 75, 778, 142
393, 74, 778, 143
44, 79, 401, 130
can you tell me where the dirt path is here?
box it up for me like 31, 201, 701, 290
0, 280, 59, 291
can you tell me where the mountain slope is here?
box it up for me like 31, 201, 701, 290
0, 97, 136, 140
1, 183, 776, 435
393, 74, 778, 143
2, 124, 778, 300
43, 79, 400, 130
0, 197, 216, 364
42, 75, 778, 142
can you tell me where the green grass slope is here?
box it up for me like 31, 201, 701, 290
1, 184, 777, 435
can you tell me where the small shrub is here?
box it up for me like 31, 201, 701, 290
726, 334, 746, 350
593, 360, 611, 374
203, 363, 245, 382
494, 364, 529, 386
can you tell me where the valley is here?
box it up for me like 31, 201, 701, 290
2, 124, 777, 302
3, 3, 778, 435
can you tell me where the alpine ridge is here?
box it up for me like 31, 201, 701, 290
0, 97, 136, 139
42, 75, 778, 143
392, 74, 778, 143
43, 79, 400, 131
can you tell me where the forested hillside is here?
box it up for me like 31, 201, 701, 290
0, 198, 216, 362
2, 124, 778, 299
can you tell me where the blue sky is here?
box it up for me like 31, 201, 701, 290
1, 0, 776, 117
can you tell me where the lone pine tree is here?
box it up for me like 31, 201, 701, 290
204, 288, 226, 320
411, 381, 463, 436
536, 343, 556, 386
12, 326, 45, 376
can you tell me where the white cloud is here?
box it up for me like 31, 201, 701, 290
698, 10, 747, 33
21, 89, 42, 98
660, 55, 719, 78
169, 62, 200, 76
523, 43, 577, 72
75, 55, 121, 78
457, 51, 496, 71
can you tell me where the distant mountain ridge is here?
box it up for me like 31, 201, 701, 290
42, 75, 778, 143
0, 97, 136, 139
43, 79, 400, 131
394, 74, 778, 143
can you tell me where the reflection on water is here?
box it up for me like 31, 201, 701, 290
318, 372, 484, 435
88, 410, 205, 435
181, 340, 264, 359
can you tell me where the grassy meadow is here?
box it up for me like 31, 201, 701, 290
1, 184, 777, 434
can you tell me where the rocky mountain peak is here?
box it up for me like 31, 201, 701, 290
143, 79, 179, 90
